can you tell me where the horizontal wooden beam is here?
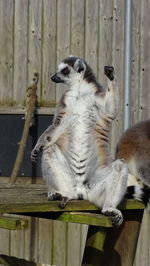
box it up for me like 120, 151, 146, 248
0, 106, 56, 115
0, 216, 28, 230
30, 212, 113, 227
0, 200, 145, 215
0, 184, 145, 214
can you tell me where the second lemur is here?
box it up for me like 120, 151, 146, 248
31, 56, 128, 226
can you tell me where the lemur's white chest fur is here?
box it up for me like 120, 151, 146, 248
63, 81, 99, 188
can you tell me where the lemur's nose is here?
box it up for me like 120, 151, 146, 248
51, 73, 63, 83
51, 73, 57, 82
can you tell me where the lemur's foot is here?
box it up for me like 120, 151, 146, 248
102, 208, 123, 227
47, 192, 69, 208
104, 66, 114, 81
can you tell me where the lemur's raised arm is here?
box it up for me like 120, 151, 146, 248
96, 66, 119, 121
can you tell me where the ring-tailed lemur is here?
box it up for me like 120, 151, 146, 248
31, 56, 128, 226
116, 120, 150, 208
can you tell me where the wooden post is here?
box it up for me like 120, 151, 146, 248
101, 209, 144, 266
82, 226, 107, 266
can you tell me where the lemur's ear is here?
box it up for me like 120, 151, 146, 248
74, 59, 86, 73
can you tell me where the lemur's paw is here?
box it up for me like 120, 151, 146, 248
59, 196, 69, 209
102, 208, 123, 227
47, 192, 69, 208
47, 192, 63, 201
30, 149, 39, 163
104, 66, 114, 81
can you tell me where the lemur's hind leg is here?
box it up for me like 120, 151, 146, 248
88, 159, 128, 226
102, 160, 128, 226
42, 144, 76, 208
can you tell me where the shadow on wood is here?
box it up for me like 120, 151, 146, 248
101, 209, 144, 266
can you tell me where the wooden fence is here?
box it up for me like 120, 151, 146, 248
0, 0, 150, 265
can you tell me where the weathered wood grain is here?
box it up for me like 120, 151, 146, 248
0, 216, 28, 230
13, 0, 28, 107
0, 0, 14, 106
98, 0, 113, 83
38, 218, 53, 264
0, 228, 10, 255
42, 0, 56, 106
0, 184, 145, 212
131, 0, 141, 124
134, 210, 150, 266
49, 212, 112, 227
67, 223, 81, 266
10, 228, 25, 258
111, 0, 125, 155
56, 0, 71, 102
80, 224, 88, 262
71, 0, 85, 57
139, 0, 150, 121
85, 0, 99, 76
28, 0, 42, 103
52, 220, 67, 266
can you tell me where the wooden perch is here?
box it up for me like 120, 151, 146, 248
10, 73, 39, 184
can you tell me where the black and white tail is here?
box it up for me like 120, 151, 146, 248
125, 186, 150, 209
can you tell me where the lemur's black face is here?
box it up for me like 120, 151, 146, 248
51, 56, 86, 85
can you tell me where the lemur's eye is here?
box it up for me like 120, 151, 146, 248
61, 67, 70, 76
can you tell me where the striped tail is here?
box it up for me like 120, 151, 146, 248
125, 186, 150, 208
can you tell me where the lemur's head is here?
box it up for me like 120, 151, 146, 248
51, 56, 96, 86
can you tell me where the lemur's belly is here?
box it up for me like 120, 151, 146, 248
66, 106, 98, 187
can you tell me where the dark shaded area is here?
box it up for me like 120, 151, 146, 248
0, 254, 36, 266
0, 114, 53, 177
101, 209, 144, 266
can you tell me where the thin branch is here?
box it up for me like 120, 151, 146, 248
10, 73, 39, 184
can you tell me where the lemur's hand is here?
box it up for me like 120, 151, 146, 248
31, 146, 42, 162
104, 66, 114, 81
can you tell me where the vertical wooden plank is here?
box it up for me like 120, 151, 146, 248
52, 221, 67, 266
0, 229, 10, 255
24, 217, 32, 261
56, 0, 71, 102
38, 218, 53, 264
80, 224, 88, 261
131, 0, 141, 125
10, 229, 25, 258
42, 0, 56, 107
30, 218, 39, 263
139, 0, 150, 121
71, 0, 85, 58
66, 223, 81, 266
98, 0, 113, 84
134, 211, 150, 266
85, 0, 99, 76
28, 0, 42, 104
111, 0, 125, 155
13, 0, 28, 107
0, 0, 14, 106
